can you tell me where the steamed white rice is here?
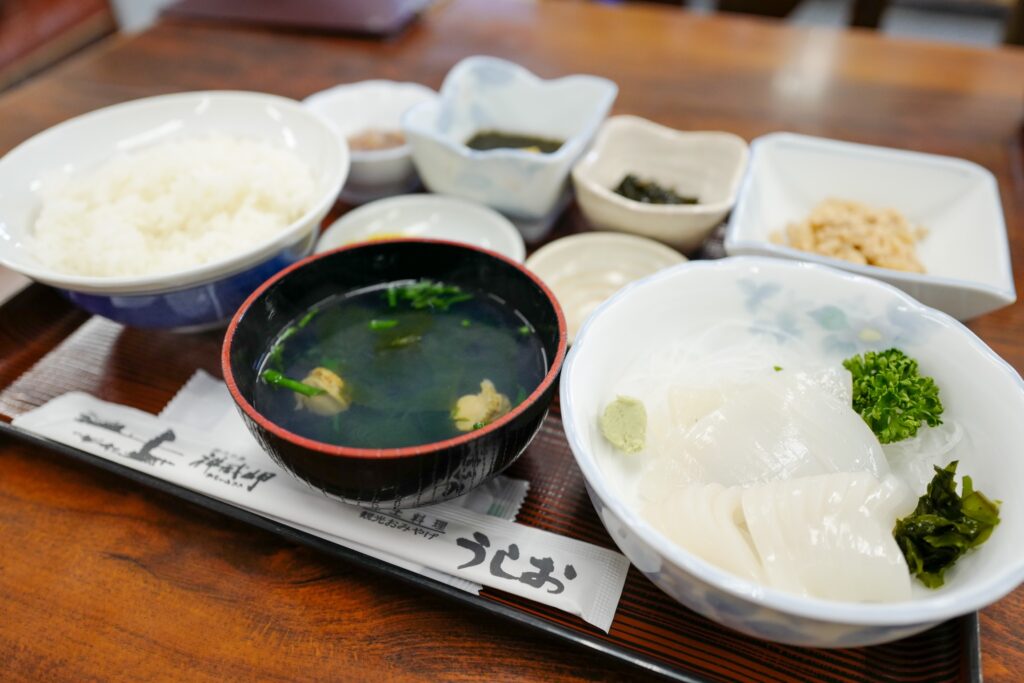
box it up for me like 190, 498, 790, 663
32, 135, 316, 277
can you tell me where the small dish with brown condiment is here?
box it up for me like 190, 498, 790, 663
347, 128, 406, 152
304, 80, 437, 202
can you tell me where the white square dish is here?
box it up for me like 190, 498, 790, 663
572, 116, 748, 252
725, 133, 1015, 320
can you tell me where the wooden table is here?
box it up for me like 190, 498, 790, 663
1, 1, 1023, 680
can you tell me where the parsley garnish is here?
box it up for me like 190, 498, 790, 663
843, 348, 943, 443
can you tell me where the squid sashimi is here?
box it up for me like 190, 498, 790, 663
643, 473, 913, 602
643, 483, 765, 584
674, 370, 889, 486
742, 472, 913, 602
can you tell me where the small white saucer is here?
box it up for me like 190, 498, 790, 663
525, 232, 685, 342
316, 194, 527, 263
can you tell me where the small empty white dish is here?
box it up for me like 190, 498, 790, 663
725, 132, 1015, 320
525, 232, 685, 342
304, 80, 437, 202
316, 194, 526, 263
572, 116, 748, 253
402, 56, 617, 223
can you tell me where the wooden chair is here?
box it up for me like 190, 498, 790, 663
853, 0, 1022, 45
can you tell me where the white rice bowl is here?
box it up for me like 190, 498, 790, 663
0, 91, 348, 296
32, 135, 315, 277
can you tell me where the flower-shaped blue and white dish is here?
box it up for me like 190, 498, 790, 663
402, 56, 617, 241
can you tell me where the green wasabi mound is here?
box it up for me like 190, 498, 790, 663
599, 395, 647, 454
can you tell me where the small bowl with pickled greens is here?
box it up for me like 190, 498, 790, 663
572, 116, 748, 253
402, 56, 617, 221
223, 239, 567, 508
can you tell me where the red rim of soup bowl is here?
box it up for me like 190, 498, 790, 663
221, 237, 568, 460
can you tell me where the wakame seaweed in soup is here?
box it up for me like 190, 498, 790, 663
253, 280, 548, 449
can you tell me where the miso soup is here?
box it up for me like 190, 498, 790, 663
253, 279, 548, 449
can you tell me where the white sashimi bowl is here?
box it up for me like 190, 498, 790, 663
561, 256, 1024, 647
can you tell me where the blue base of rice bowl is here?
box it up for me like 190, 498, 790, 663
60, 241, 315, 330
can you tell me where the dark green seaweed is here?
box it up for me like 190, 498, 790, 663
613, 174, 698, 205
466, 130, 563, 154
893, 461, 1000, 588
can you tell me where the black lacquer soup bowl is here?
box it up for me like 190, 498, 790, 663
222, 239, 567, 509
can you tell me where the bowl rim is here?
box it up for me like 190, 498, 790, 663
525, 232, 687, 343
314, 193, 527, 262
571, 115, 750, 216
303, 79, 439, 163
0, 90, 349, 295
222, 237, 568, 460
561, 255, 1024, 626
401, 55, 618, 167
723, 131, 1017, 305
524, 231, 686, 275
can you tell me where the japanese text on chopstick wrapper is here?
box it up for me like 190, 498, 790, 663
13, 391, 629, 631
